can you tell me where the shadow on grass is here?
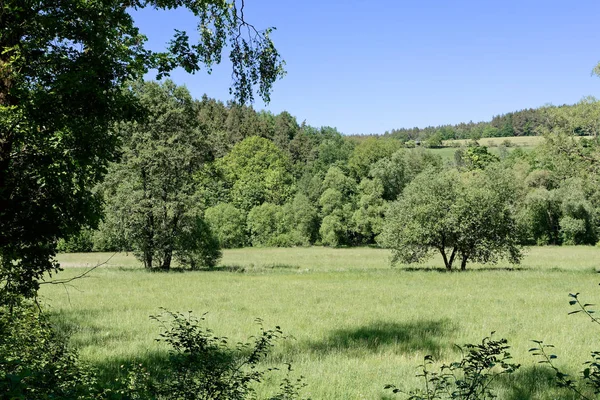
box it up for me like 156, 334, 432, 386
91, 350, 172, 387
497, 365, 581, 400
50, 309, 134, 349
400, 266, 526, 272
303, 319, 456, 357
141, 264, 301, 274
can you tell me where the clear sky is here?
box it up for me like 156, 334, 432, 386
132, 0, 600, 135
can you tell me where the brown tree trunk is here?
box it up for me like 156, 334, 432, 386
440, 247, 457, 271
160, 250, 172, 270
144, 252, 153, 270
460, 254, 468, 271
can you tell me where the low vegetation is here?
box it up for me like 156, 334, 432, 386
37, 246, 600, 399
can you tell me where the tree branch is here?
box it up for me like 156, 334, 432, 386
39, 252, 118, 286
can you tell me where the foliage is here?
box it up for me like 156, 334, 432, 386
247, 203, 285, 247
385, 335, 519, 399
529, 290, 600, 400
352, 178, 387, 243
147, 309, 306, 400
0, 302, 99, 399
283, 194, 320, 245
0, 0, 283, 303
347, 137, 402, 180
380, 168, 522, 270
369, 148, 442, 201
100, 81, 220, 270
218, 136, 295, 212
461, 146, 500, 170
0, 302, 304, 399
204, 203, 248, 249
56, 228, 96, 253
174, 216, 221, 270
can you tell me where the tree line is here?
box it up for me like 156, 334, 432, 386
380, 96, 600, 145
59, 81, 600, 271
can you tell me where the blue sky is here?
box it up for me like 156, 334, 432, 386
132, 0, 600, 135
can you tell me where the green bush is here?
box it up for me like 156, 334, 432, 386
0, 303, 99, 399
175, 216, 222, 270
204, 203, 248, 248
0, 303, 305, 399
385, 335, 519, 399
247, 203, 284, 247
56, 228, 95, 253
147, 309, 306, 399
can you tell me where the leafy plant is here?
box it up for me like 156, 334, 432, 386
529, 292, 600, 399
385, 335, 519, 399
148, 309, 306, 400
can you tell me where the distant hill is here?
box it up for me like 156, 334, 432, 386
376, 98, 600, 142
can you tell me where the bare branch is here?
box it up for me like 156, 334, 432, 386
40, 252, 118, 286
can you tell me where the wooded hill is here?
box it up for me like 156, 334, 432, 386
59, 83, 600, 272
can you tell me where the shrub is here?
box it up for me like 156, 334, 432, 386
0, 302, 99, 399
175, 216, 222, 270
148, 309, 306, 399
204, 203, 248, 248
247, 203, 284, 247
385, 335, 519, 399
0, 303, 306, 400
56, 228, 95, 253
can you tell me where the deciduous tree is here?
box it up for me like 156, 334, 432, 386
0, 0, 283, 302
100, 81, 220, 270
380, 168, 522, 270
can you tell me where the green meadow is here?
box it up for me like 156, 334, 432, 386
43, 246, 600, 399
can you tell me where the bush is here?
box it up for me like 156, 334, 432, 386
0, 303, 306, 399
204, 203, 248, 248
385, 335, 519, 399
0, 302, 99, 399
247, 203, 284, 247
175, 216, 222, 269
147, 309, 306, 400
56, 228, 95, 253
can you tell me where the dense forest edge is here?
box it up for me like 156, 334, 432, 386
59, 84, 600, 273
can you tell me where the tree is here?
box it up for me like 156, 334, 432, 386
204, 203, 247, 248
462, 145, 500, 170
347, 137, 402, 180
246, 203, 284, 247
380, 168, 522, 270
369, 148, 442, 201
352, 178, 387, 244
218, 136, 295, 212
0, 0, 283, 302
100, 81, 220, 270
318, 166, 357, 246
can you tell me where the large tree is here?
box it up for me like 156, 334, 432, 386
217, 136, 295, 212
380, 167, 522, 270
100, 80, 220, 270
0, 0, 283, 303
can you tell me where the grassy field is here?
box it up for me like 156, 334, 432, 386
43, 246, 600, 399
442, 136, 546, 148
428, 145, 534, 161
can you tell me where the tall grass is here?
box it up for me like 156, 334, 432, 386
43, 246, 600, 399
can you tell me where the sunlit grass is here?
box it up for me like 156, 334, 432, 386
443, 136, 546, 148
44, 246, 600, 399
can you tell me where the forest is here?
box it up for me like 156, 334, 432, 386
58, 82, 600, 272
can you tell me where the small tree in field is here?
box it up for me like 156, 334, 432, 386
379, 167, 522, 270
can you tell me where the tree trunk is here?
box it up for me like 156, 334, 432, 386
440, 247, 457, 271
460, 254, 468, 271
160, 250, 172, 270
144, 252, 153, 270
